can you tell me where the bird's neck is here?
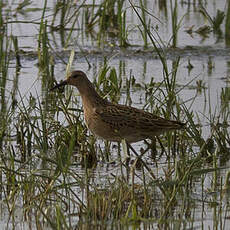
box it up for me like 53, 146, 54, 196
78, 81, 106, 111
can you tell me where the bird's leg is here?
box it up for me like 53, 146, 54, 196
126, 143, 152, 172
141, 137, 157, 158
142, 137, 167, 159
127, 144, 131, 156
125, 147, 131, 165
127, 142, 141, 161
156, 136, 166, 157
121, 139, 131, 165
150, 137, 157, 159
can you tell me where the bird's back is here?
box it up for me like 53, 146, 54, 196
91, 102, 184, 142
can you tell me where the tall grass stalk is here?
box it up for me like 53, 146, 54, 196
117, 0, 128, 47
225, 0, 230, 45
170, 0, 178, 48
0, 17, 11, 150
139, 0, 148, 48
12, 36, 21, 69
38, 0, 50, 77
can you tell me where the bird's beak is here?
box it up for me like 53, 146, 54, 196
50, 80, 68, 91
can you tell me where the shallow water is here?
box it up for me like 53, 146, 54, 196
1, 0, 230, 229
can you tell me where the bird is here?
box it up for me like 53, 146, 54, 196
51, 70, 185, 144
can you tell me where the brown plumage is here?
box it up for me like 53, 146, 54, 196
51, 70, 185, 143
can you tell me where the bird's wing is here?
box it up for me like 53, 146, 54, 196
96, 104, 183, 131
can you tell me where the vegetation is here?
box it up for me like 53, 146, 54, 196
0, 0, 230, 229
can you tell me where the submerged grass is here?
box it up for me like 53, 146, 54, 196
0, 0, 230, 229
1, 68, 228, 228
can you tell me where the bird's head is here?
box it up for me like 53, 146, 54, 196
51, 70, 87, 90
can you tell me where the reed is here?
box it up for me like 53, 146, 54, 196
170, 0, 178, 48
139, 0, 149, 48
118, 0, 128, 47
0, 18, 11, 150
226, 0, 230, 45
